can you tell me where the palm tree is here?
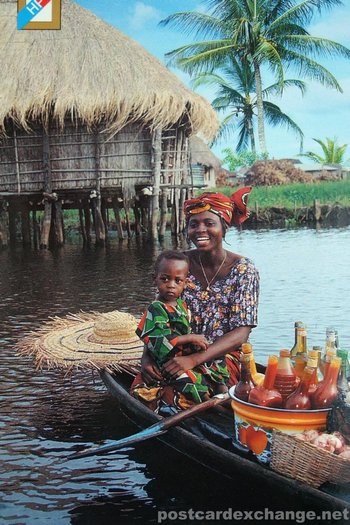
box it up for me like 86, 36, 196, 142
300, 137, 348, 164
161, 0, 350, 152
192, 56, 305, 153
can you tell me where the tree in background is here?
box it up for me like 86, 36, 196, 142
192, 56, 304, 153
300, 137, 348, 164
222, 148, 269, 172
161, 0, 350, 153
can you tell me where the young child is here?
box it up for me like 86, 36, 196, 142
135, 250, 224, 406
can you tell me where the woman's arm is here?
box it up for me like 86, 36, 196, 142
162, 326, 251, 378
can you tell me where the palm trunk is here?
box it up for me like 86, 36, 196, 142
247, 118, 256, 154
253, 61, 267, 153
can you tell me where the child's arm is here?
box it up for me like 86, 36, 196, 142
136, 302, 181, 364
175, 333, 209, 351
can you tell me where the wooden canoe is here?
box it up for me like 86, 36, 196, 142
100, 369, 350, 513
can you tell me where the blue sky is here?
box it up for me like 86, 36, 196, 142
75, 0, 350, 162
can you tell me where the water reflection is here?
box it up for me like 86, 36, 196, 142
1, 226, 350, 524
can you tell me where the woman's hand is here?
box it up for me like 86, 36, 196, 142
162, 354, 200, 379
141, 349, 163, 385
187, 334, 209, 351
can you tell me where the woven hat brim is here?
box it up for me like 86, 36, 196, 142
17, 311, 143, 375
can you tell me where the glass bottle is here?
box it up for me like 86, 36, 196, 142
311, 356, 341, 409
285, 367, 313, 410
306, 350, 319, 395
274, 349, 297, 403
322, 348, 337, 381
235, 345, 254, 402
294, 355, 306, 380
290, 322, 305, 362
312, 345, 324, 380
336, 349, 350, 399
248, 355, 283, 408
243, 342, 265, 386
324, 328, 336, 359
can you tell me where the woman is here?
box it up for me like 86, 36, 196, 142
133, 188, 259, 409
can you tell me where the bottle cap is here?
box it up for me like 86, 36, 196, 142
308, 350, 318, 359
295, 321, 304, 328
279, 349, 291, 357
312, 346, 322, 352
241, 343, 252, 354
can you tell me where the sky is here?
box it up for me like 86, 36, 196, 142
75, 0, 350, 163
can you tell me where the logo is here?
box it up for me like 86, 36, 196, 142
17, 0, 61, 30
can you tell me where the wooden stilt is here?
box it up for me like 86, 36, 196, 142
101, 198, 109, 241
41, 127, 52, 249
83, 200, 92, 245
32, 209, 39, 249
40, 199, 52, 249
0, 200, 8, 247
79, 202, 87, 244
133, 203, 141, 236
20, 201, 31, 246
8, 202, 17, 243
52, 200, 64, 246
112, 196, 124, 240
90, 195, 106, 245
151, 128, 162, 239
124, 201, 132, 239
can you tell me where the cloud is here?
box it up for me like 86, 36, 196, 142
128, 2, 161, 31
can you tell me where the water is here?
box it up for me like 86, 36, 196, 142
1, 226, 350, 524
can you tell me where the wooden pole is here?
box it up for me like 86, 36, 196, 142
178, 133, 187, 234
0, 200, 8, 247
124, 201, 132, 239
83, 200, 92, 245
78, 201, 87, 245
8, 202, 17, 243
93, 130, 106, 245
20, 201, 31, 246
151, 128, 162, 239
159, 137, 170, 239
101, 198, 109, 241
40, 128, 52, 249
52, 200, 64, 246
133, 203, 141, 236
112, 196, 124, 240
32, 209, 39, 250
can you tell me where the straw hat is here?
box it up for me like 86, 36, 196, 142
18, 310, 143, 374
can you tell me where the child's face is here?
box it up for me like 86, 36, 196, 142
155, 259, 189, 303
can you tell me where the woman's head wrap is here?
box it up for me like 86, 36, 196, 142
184, 187, 252, 227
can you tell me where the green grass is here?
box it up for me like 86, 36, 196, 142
214, 179, 350, 210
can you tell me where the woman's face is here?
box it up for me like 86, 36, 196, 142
187, 211, 224, 251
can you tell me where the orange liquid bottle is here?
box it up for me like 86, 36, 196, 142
285, 367, 313, 410
306, 350, 319, 395
248, 355, 283, 408
274, 349, 297, 403
311, 356, 341, 409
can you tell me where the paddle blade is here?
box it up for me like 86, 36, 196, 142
66, 422, 165, 460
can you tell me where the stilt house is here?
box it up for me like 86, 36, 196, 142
0, 0, 218, 247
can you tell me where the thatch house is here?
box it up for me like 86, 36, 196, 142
189, 137, 221, 188
0, 0, 218, 246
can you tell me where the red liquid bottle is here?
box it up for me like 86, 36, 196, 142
274, 349, 297, 404
248, 355, 283, 408
311, 356, 341, 409
235, 344, 254, 402
285, 367, 313, 410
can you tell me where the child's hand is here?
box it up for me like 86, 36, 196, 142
188, 334, 209, 351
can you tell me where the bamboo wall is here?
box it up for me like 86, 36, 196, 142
0, 119, 193, 247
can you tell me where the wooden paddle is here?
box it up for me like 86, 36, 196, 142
67, 392, 230, 460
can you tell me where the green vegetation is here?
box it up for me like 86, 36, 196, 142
161, 0, 350, 153
222, 149, 269, 171
214, 180, 350, 209
300, 137, 348, 164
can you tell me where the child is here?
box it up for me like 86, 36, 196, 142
135, 250, 225, 407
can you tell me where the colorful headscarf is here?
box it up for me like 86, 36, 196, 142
184, 187, 252, 227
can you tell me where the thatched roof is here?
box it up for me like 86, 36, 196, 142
189, 136, 222, 168
0, 0, 218, 138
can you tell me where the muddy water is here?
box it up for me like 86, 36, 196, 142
1, 227, 350, 524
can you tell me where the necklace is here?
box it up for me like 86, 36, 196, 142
199, 251, 227, 291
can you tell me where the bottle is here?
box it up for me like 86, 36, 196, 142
322, 348, 337, 380
323, 328, 336, 360
274, 349, 297, 403
244, 343, 265, 386
306, 350, 319, 395
336, 349, 350, 399
285, 367, 313, 410
235, 344, 254, 402
291, 325, 308, 366
248, 355, 283, 408
311, 356, 341, 409
290, 322, 305, 361
312, 345, 324, 380
294, 355, 306, 380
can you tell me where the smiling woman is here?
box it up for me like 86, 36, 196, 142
133, 189, 260, 410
